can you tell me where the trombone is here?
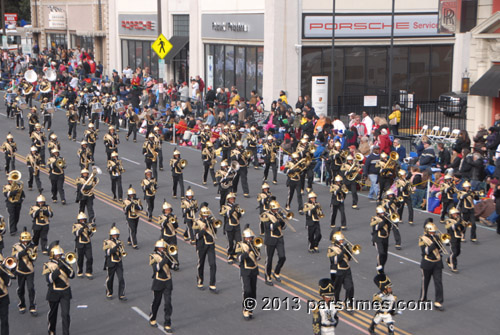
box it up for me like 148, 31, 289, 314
179, 159, 188, 169
253, 237, 263, 248
64, 252, 77, 264
432, 229, 450, 255
384, 213, 401, 229
277, 209, 296, 232
342, 239, 362, 264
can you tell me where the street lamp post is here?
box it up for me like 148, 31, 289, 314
387, 0, 396, 115
331, 0, 336, 118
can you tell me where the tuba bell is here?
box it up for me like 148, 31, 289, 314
231, 160, 240, 171
8, 170, 21, 182
24, 69, 37, 83
354, 153, 364, 161
45, 69, 57, 82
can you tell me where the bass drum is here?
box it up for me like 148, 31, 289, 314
92, 102, 103, 113
45, 102, 55, 113
114, 101, 124, 112
18, 98, 28, 109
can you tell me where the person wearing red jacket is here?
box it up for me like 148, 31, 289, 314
175, 116, 187, 142
378, 128, 392, 155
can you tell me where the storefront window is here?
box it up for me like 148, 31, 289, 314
409, 46, 430, 99
391, 47, 409, 96
344, 47, 366, 94
121, 39, 158, 79
47, 33, 67, 48
366, 48, 387, 94
245, 47, 257, 99
71, 35, 94, 53
430, 45, 453, 98
235, 47, 245, 95
225, 45, 235, 89
214, 44, 225, 89
257, 47, 264, 97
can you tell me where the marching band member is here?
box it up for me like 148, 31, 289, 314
75, 168, 98, 222
66, 104, 78, 140
41, 97, 52, 131
30, 123, 46, 165
199, 125, 211, 149
125, 106, 139, 142
76, 90, 88, 125
103, 223, 127, 301
330, 175, 348, 229
419, 219, 444, 311
143, 133, 159, 180
14, 99, 25, 130
247, 126, 260, 169
149, 240, 177, 332
371, 206, 390, 274
445, 207, 465, 273
257, 182, 273, 215
72, 212, 95, 279
110, 97, 121, 131
328, 231, 354, 310
47, 133, 61, 155
3, 171, 25, 235
215, 160, 236, 210
396, 170, 414, 225
181, 187, 198, 244
102, 93, 112, 125
236, 225, 261, 320
201, 141, 217, 186
153, 126, 164, 170
89, 97, 101, 129
193, 204, 218, 293
83, 123, 98, 157
104, 126, 120, 160
376, 152, 396, 203
327, 141, 343, 182
158, 201, 179, 268
29, 195, 53, 255
221, 193, 243, 264
220, 125, 231, 162
43, 241, 75, 335
123, 185, 143, 249
1, 133, 17, 173
47, 148, 66, 204
77, 141, 93, 170
4, 89, 15, 118
341, 155, 360, 209
141, 169, 157, 221
27, 107, 38, 136
284, 152, 304, 213
107, 151, 124, 201
458, 181, 479, 242
12, 227, 37, 315
0, 216, 4, 254
231, 141, 250, 197
305, 192, 323, 253
382, 190, 401, 250
440, 174, 456, 223
368, 274, 398, 335
261, 200, 287, 286
311, 278, 338, 335
170, 149, 185, 199
26, 146, 43, 193
262, 135, 278, 184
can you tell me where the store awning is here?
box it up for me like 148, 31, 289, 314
164, 36, 189, 62
470, 65, 500, 97
76, 31, 107, 37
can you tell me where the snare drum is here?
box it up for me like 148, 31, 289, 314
92, 102, 103, 113
18, 98, 28, 109
45, 102, 55, 113
114, 101, 124, 112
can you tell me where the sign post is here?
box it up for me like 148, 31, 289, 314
311, 76, 329, 116
151, 33, 172, 60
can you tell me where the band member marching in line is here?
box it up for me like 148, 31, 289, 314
330, 175, 348, 230
47, 133, 61, 155
141, 169, 157, 221
257, 182, 273, 215
89, 97, 102, 130
260, 200, 287, 286
199, 125, 211, 150
13, 98, 25, 130
247, 126, 260, 169
123, 185, 143, 249
75, 168, 98, 222
41, 97, 53, 131
77, 141, 93, 170
125, 106, 139, 142
0, 217, 4, 254
376, 152, 398, 203
396, 169, 414, 225
368, 274, 398, 335
341, 154, 361, 209
47, 148, 66, 205
12, 227, 38, 315
262, 135, 278, 184
445, 207, 465, 273
0, 251, 14, 334
31, 123, 46, 165
110, 97, 121, 131
149, 239, 177, 333
311, 278, 339, 335
440, 174, 456, 223
143, 133, 159, 180
170, 149, 186, 199
193, 204, 219, 293
220, 193, 244, 264
236, 224, 261, 320
76, 91, 88, 125
158, 201, 180, 269
284, 152, 304, 214
327, 141, 343, 183
26, 146, 43, 193
181, 187, 198, 245
27, 107, 39, 136
1, 134, 17, 174
305, 192, 324, 253
43, 241, 75, 335
103, 223, 127, 301
104, 126, 120, 161
328, 231, 355, 311
3, 170, 25, 236
215, 160, 236, 211
371, 206, 391, 274
382, 190, 402, 250
107, 151, 124, 201
201, 141, 217, 186
153, 126, 164, 171
84, 123, 98, 157
458, 181, 479, 242
72, 212, 95, 279
220, 125, 231, 162
231, 141, 250, 197
29, 195, 53, 255
66, 104, 78, 141
419, 219, 445, 311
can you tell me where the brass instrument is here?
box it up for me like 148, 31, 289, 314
56, 157, 66, 169
397, 196, 404, 202
64, 252, 77, 264
27, 246, 38, 261
287, 156, 311, 179
168, 216, 177, 224
342, 238, 362, 263
0, 221, 4, 230
3, 256, 17, 269
432, 229, 450, 255
253, 237, 263, 248
8, 170, 21, 182
341, 184, 349, 194
345, 161, 362, 181
167, 244, 178, 256
380, 152, 399, 175
130, 199, 137, 216
179, 159, 188, 169
339, 150, 349, 163
39, 80, 52, 94
243, 150, 252, 159
214, 219, 223, 229
81, 166, 101, 196
303, 203, 315, 212
276, 209, 296, 232
88, 223, 97, 233
384, 213, 401, 228
317, 205, 325, 219
118, 242, 128, 257
236, 205, 245, 216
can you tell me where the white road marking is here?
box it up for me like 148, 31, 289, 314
185, 180, 208, 189
132, 306, 168, 334
0, 112, 6, 116
121, 157, 141, 165
388, 251, 452, 276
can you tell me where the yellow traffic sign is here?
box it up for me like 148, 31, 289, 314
151, 34, 172, 59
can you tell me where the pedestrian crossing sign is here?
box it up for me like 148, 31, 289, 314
151, 34, 172, 59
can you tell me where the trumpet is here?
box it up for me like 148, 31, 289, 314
64, 252, 77, 264
118, 242, 128, 257
237, 206, 245, 216
179, 159, 188, 169
27, 246, 38, 261
253, 237, 263, 248
88, 223, 97, 233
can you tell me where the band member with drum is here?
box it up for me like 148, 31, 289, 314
125, 106, 139, 142
201, 141, 217, 186
181, 188, 198, 245
221, 193, 243, 264
31, 123, 46, 165
371, 206, 391, 274
231, 141, 250, 197
90, 97, 102, 129
193, 204, 218, 293
110, 97, 121, 131
72, 212, 95, 279
368, 274, 398, 335
12, 227, 37, 315
27, 107, 39, 136
143, 133, 159, 180
141, 169, 157, 221
236, 225, 261, 320
3, 171, 25, 235
158, 201, 179, 268
66, 104, 78, 141
305, 192, 323, 253
328, 231, 354, 310
103, 223, 127, 301
311, 278, 338, 335
107, 152, 124, 201
419, 219, 444, 311
263, 135, 278, 184
104, 126, 120, 160
148, 240, 177, 332
43, 241, 75, 335
84, 123, 98, 157
26, 146, 43, 193
170, 149, 185, 199
41, 97, 53, 131
75, 168, 98, 222
123, 186, 143, 249
47, 149, 66, 205
261, 200, 287, 286
1, 133, 17, 173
